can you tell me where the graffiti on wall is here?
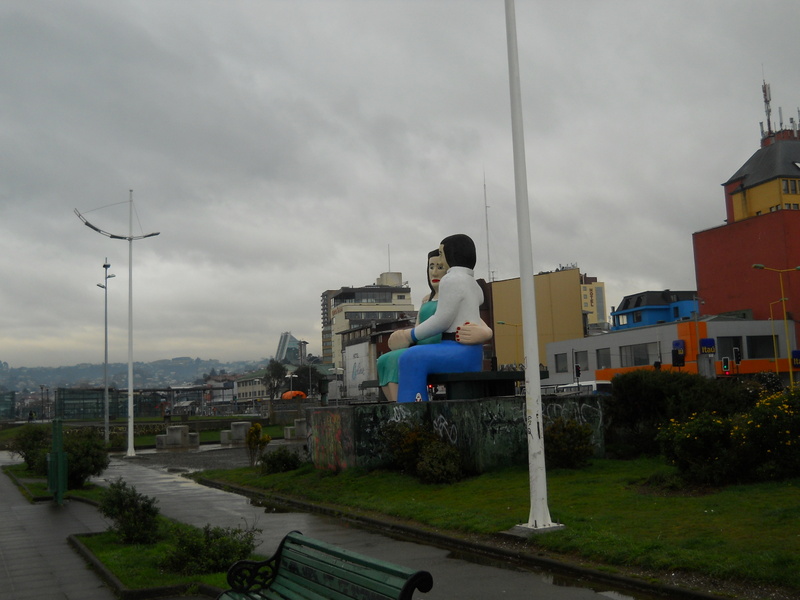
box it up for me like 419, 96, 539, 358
432, 413, 457, 444
542, 397, 604, 452
310, 409, 354, 471
309, 395, 605, 473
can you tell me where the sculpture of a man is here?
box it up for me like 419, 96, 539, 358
389, 234, 487, 402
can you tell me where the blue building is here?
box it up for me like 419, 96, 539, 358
611, 290, 698, 331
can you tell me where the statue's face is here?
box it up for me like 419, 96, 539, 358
428, 252, 447, 292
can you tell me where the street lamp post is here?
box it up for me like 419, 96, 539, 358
769, 298, 787, 377
97, 260, 115, 443
753, 264, 800, 389
76, 191, 159, 456
504, 0, 559, 532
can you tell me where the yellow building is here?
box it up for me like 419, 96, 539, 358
490, 267, 605, 369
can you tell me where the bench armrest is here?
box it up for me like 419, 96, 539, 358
226, 556, 278, 593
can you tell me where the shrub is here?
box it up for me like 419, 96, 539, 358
63, 427, 110, 489
246, 423, 271, 467
162, 522, 260, 575
735, 390, 800, 481
657, 412, 739, 485
99, 478, 161, 544
544, 417, 594, 469
8, 424, 50, 474
381, 420, 464, 483
743, 371, 784, 399
8, 424, 109, 488
606, 370, 755, 457
659, 389, 800, 485
416, 437, 464, 484
260, 446, 303, 475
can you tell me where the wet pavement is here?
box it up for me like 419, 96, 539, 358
1, 445, 688, 600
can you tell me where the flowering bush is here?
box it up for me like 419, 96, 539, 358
658, 389, 800, 485
733, 390, 800, 481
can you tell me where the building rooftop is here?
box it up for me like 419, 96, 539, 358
725, 138, 800, 190
615, 290, 696, 312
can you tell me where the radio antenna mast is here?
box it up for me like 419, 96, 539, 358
483, 171, 493, 281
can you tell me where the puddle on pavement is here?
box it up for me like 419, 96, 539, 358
250, 498, 291, 513
446, 548, 668, 600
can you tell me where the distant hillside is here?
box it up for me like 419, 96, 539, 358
0, 357, 266, 393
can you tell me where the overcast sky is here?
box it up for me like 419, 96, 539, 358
2, 1, 799, 369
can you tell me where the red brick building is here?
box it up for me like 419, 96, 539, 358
693, 84, 800, 350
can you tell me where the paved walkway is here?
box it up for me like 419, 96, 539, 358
0, 448, 662, 600
0, 452, 115, 600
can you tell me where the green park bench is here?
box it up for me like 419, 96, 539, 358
217, 530, 434, 600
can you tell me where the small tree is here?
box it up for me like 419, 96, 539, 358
265, 359, 287, 400
99, 478, 160, 544
246, 423, 271, 467
63, 427, 110, 489
293, 365, 321, 396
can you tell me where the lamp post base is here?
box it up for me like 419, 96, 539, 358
502, 523, 566, 538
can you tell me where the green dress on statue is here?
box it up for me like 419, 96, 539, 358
377, 300, 441, 386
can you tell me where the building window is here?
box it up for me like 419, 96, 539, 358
555, 353, 568, 373
792, 180, 798, 194
574, 350, 588, 371
783, 179, 790, 193
633, 311, 642, 323
717, 336, 743, 362
596, 348, 611, 369
747, 335, 776, 359
620, 342, 658, 367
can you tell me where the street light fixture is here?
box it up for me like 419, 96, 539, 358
752, 264, 800, 389
97, 259, 115, 443
76, 191, 160, 457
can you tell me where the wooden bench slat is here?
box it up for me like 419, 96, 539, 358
270, 578, 329, 600
280, 547, 408, 598
284, 534, 422, 579
281, 543, 414, 583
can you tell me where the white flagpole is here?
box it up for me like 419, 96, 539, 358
504, 0, 560, 531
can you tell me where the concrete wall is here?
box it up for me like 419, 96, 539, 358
307, 396, 604, 473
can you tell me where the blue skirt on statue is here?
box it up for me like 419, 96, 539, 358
396, 340, 483, 403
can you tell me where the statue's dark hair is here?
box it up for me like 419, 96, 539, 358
427, 249, 440, 300
440, 234, 476, 269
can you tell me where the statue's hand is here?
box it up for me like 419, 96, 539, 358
455, 321, 493, 345
388, 328, 413, 350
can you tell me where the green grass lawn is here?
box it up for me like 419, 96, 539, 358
196, 458, 800, 592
